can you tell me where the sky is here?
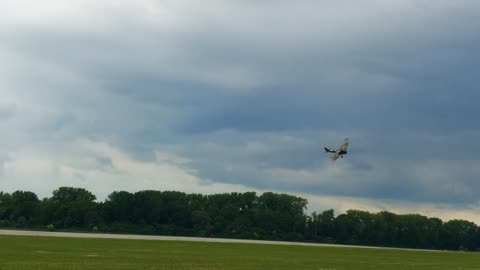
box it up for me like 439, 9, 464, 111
2, 0, 480, 223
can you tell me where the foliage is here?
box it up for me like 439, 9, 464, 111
0, 187, 479, 251
47, 224, 55, 231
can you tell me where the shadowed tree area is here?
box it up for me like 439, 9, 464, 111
0, 187, 479, 251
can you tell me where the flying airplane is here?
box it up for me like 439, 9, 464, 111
324, 138, 349, 161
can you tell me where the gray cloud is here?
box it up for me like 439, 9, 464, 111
1, 1, 480, 219
0, 104, 16, 119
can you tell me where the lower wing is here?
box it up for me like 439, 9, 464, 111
331, 152, 340, 161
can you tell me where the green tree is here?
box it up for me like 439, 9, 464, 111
45, 187, 98, 228
440, 219, 478, 250
10, 191, 40, 226
103, 191, 134, 223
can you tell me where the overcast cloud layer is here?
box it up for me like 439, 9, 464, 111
2, 1, 480, 222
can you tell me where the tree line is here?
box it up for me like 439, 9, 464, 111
0, 187, 478, 251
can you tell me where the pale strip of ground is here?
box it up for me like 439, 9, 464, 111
0, 229, 446, 253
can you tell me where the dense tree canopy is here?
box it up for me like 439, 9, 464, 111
0, 187, 479, 251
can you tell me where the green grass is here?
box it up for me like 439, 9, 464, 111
0, 235, 479, 270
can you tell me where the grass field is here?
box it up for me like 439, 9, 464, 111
0, 235, 479, 270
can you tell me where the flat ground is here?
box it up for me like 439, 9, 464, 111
0, 235, 479, 270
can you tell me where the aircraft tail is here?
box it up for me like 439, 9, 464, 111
324, 147, 335, 153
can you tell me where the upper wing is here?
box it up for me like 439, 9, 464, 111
339, 138, 349, 151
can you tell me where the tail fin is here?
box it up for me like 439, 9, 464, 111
324, 147, 334, 153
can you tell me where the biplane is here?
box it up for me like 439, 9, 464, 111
324, 138, 349, 161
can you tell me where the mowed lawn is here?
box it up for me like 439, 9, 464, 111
0, 235, 479, 270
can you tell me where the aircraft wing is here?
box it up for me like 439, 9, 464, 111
331, 152, 341, 161
339, 139, 349, 151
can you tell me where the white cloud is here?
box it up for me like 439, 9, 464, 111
262, 159, 389, 194
1, 138, 480, 224
303, 192, 480, 224
0, 140, 251, 200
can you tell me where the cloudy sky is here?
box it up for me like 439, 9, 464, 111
2, 0, 480, 222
